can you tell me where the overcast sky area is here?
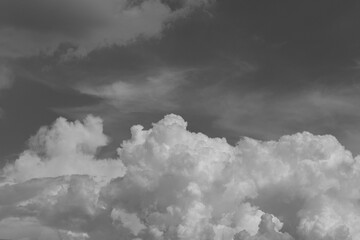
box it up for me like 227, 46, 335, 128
2, 0, 360, 239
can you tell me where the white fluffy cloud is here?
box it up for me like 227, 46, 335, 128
0, 0, 214, 58
2, 115, 126, 183
1, 114, 360, 239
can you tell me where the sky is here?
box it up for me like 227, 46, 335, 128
1, 0, 360, 239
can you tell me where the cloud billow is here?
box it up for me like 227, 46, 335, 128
0, 114, 359, 239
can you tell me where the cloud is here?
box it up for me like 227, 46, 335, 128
0, 0, 214, 58
2, 114, 360, 239
0, 64, 13, 90
2, 115, 126, 183
234, 214, 294, 240
0, 64, 13, 119
78, 69, 189, 112
195, 83, 360, 153
111, 208, 146, 236
0, 217, 61, 240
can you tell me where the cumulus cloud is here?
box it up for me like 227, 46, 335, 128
2, 114, 360, 239
2, 115, 126, 183
0, 0, 214, 58
234, 214, 294, 240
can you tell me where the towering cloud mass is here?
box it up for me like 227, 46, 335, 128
0, 0, 214, 58
1, 114, 360, 239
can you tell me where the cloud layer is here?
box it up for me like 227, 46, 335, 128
1, 114, 360, 239
0, 0, 214, 58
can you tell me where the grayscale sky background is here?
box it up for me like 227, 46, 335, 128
2, 0, 360, 162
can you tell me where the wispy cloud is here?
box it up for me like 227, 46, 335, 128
0, 64, 14, 119
0, 0, 214, 59
78, 68, 189, 112
0, 64, 13, 90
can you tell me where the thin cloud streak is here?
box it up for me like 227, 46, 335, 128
78, 68, 191, 112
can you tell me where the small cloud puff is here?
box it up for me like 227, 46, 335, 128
1, 114, 360, 239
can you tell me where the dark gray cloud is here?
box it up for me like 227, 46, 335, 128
0, 0, 107, 34
0, 0, 214, 58
0, 64, 13, 91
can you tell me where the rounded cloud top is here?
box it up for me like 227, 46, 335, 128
156, 113, 188, 129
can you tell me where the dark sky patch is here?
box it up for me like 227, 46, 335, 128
2, 0, 360, 159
